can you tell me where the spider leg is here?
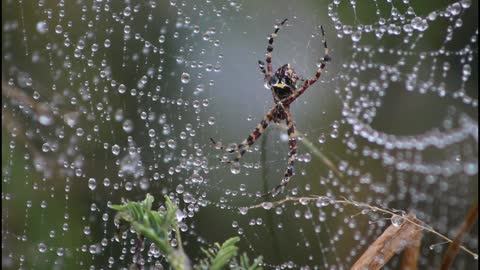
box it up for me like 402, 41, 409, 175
217, 106, 277, 164
263, 108, 297, 197
259, 60, 273, 91
258, 60, 267, 78
281, 25, 331, 106
266, 18, 288, 77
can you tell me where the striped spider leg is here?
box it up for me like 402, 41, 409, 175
259, 18, 288, 101
210, 105, 277, 164
280, 25, 331, 107
262, 105, 297, 197
258, 18, 288, 81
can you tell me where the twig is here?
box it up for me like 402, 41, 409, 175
351, 213, 420, 270
400, 225, 423, 270
440, 200, 478, 269
246, 195, 478, 259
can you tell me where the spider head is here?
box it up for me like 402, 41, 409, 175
269, 64, 297, 99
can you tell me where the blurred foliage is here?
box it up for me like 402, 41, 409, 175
111, 194, 262, 270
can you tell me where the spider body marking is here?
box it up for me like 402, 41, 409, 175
269, 64, 298, 101
211, 19, 331, 196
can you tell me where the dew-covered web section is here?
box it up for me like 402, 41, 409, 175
1, 0, 478, 269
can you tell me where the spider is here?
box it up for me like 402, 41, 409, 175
211, 18, 331, 196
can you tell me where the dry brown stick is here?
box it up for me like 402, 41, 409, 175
401, 224, 423, 270
350, 213, 421, 270
439, 200, 478, 270
247, 196, 478, 258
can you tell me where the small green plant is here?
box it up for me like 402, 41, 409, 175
110, 194, 262, 270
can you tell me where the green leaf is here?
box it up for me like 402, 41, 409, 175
110, 195, 263, 270
208, 237, 240, 270
142, 193, 154, 210
109, 194, 191, 270
239, 253, 263, 270
109, 204, 129, 211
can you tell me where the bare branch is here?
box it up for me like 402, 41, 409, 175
440, 201, 478, 270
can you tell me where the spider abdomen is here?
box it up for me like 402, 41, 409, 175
272, 86, 294, 100
270, 63, 297, 100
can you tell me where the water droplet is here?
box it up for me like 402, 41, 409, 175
167, 139, 177, 149
41, 143, 50, 153
104, 39, 111, 48
76, 128, 84, 137
351, 31, 362, 42
176, 209, 185, 222
411, 17, 428, 32
89, 245, 99, 254
118, 84, 127, 94
158, 35, 166, 43
36, 21, 48, 34
464, 162, 478, 175
38, 243, 47, 253
124, 182, 133, 191
55, 25, 63, 34
460, 0, 471, 8
64, 112, 79, 127
122, 119, 133, 133
317, 197, 331, 207
330, 129, 339, 138
230, 162, 241, 174
180, 72, 190, 84
391, 214, 403, 227
207, 117, 215, 125
447, 3, 462, 16
342, 25, 353, 35
123, 6, 132, 16
32, 91, 40, 100
195, 84, 205, 92
462, 64, 471, 79
303, 153, 311, 163
299, 198, 309, 205
88, 178, 97, 190
262, 202, 273, 210
176, 184, 184, 194
111, 144, 121, 155
191, 173, 203, 183
103, 178, 110, 187
38, 114, 54, 126
318, 134, 326, 144
239, 207, 248, 215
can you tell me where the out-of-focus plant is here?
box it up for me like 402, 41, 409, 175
110, 194, 262, 270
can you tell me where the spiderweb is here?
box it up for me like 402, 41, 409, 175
2, 0, 478, 269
